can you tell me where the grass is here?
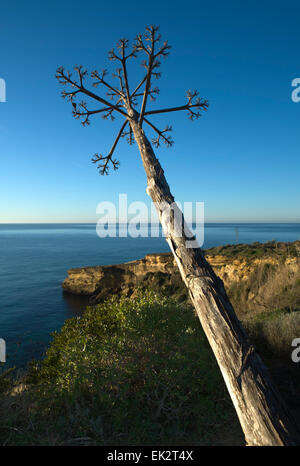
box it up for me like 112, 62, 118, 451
227, 261, 300, 317
244, 310, 300, 359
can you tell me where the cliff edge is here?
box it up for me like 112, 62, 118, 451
62, 241, 300, 310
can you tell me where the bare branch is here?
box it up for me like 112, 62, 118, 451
72, 101, 124, 126
135, 26, 167, 125
106, 90, 121, 101
61, 89, 81, 102
185, 90, 209, 120
139, 57, 154, 125
155, 40, 172, 59
121, 125, 135, 145
132, 87, 160, 103
91, 69, 124, 100
112, 68, 126, 99
74, 65, 88, 87
109, 38, 138, 62
56, 66, 128, 118
108, 48, 122, 62
144, 93, 209, 119
134, 33, 150, 55
108, 38, 137, 106
91, 120, 128, 175
149, 86, 160, 101
130, 75, 147, 99
138, 49, 155, 124
145, 25, 161, 49
57, 26, 209, 178
99, 107, 114, 121
151, 59, 162, 80
143, 117, 174, 147
119, 40, 131, 105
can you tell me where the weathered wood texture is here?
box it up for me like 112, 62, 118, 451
129, 109, 300, 446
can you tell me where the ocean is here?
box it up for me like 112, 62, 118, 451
1, 222, 300, 370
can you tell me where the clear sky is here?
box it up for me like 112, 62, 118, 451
1, 0, 300, 223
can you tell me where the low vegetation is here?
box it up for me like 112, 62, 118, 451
207, 240, 300, 260
1, 241, 300, 445
0, 292, 237, 446
245, 311, 300, 359
137, 241, 300, 317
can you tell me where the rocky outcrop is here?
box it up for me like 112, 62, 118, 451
63, 253, 177, 303
62, 241, 300, 307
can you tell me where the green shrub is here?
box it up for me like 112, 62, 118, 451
0, 366, 15, 394
18, 291, 233, 445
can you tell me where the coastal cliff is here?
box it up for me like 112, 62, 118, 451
62, 240, 300, 314
63, 252, 176, 301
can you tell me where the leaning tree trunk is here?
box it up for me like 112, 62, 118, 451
128, 110, 300, 446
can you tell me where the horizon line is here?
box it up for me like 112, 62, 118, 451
1, 221, 300, 225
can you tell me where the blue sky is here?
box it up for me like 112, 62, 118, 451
1, 0, 300, 223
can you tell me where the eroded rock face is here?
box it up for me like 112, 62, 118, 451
62, 242, 300, 306
62, 253, 177, 303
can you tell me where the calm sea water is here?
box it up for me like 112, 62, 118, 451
1, 223, 300, 369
